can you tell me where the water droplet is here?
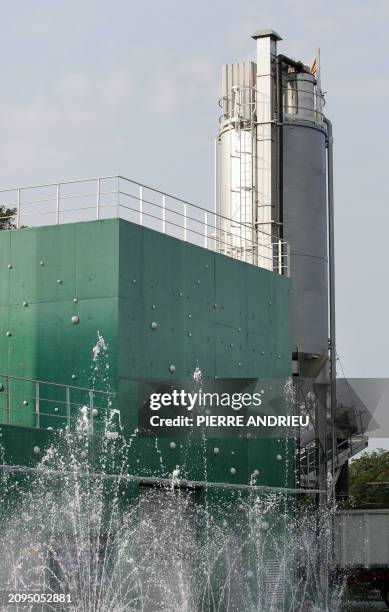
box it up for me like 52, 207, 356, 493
169, 441, 176, 450
169, 364, 176, 373
193, 366, 202, 382
230, 467, 237, 475
213, 447, 220, 455
71, 316, 80, 325
150, 321, 158, 330
33, 446, 40, 455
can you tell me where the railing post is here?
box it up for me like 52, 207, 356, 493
6, 376, 10, 425
285, 242, 290, 278
139, 186, 143, 225
184, 203, 187, 241
278, 239, 282, 275
16, 188, 21, 229
96, 178, 101, 220
35, 381, 40, 429
116, 176, 120, 218
56, 183, 61, 225
239, 222, 242, 261
224, 218, 227, 255
162, 195, 166, 233
89, 390, 94, 435
204, 212, 208, 248
66, 387, 71, 431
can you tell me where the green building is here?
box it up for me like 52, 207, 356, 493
0, 212, 292, 487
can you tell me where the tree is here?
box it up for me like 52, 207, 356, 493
348, 449, 389, 509
0, 205, 16, 229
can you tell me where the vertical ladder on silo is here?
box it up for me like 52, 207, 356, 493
229, 86, 256, 262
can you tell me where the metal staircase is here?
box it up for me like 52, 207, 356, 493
299, 434, 368, 489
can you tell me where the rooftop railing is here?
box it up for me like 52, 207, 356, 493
0, 175, 289, 275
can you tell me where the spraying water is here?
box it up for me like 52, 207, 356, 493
0, 337, 347, 611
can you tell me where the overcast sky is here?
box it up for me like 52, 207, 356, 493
0, 1, 388, 396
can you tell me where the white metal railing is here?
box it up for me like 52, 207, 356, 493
0, 175, 289, 275
0, 373, 115, 433
218, 85, 256, 125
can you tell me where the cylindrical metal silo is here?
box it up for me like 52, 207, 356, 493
282, 72, 328, 356
216, 62, 257, 263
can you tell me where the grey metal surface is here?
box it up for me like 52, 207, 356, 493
282, 123, 328, 355
216, 60, 286, 271
251, 29, 282, 41
335, 510, 389, 568
217, 62, 256, 241
284, 72, 318, 123
220, 62, 255, 123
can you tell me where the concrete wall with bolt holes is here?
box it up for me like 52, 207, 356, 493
0, 218, 293, 486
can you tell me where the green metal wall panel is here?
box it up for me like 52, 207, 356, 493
0, 218, 293, 489
117, 219, 293, 486
0, 221, 119, 431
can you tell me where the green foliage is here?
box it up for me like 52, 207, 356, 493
0, 205, 16, 229
348, 448, 389, 509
